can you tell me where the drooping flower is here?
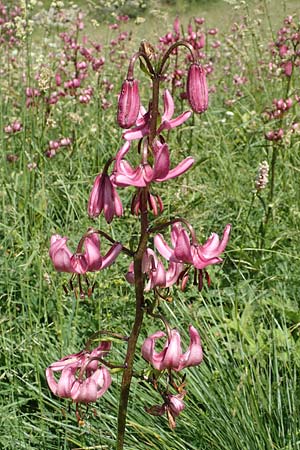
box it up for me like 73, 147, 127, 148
46, 342, 112, 403
117, 79, 140, 129
88, 171, 123, 223
154, 223, 231, 270
113, 140, 194, 188
49, 232, 122, 275
141, 325, 203, 371
187, 63, 208, 113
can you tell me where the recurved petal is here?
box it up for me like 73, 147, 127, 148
141, 331, 166, 369
84, 234, 103, 271
155, 157, 194, 182
162, 89, 175, 122
154, 233, 173, 261
101, 242, 122, 269
71, 378, 98, 403
88, 173, 104, 218
161, 329, 182, 370
56, 367, 76, 398
176, 325, 203, 370
158, 110, 192, 133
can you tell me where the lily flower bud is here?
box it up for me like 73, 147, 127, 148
117, 79, 140, 129
187, 63, 208, 113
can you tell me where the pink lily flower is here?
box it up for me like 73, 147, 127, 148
125, 248, 184, 291
141, 325, 203, 371
88, 172, 123, 223
123, 89, 191, 141
46, 342, 112, 403
49, 232, 122, 274
154, 223, 231, 270
113, 140, 194, 188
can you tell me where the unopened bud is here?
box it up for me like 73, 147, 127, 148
117, 79, 140, 129
187, 63, 208, 113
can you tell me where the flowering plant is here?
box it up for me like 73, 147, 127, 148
46, 37, 230, 450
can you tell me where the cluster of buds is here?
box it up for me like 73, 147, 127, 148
25, 87, 41, 108
45, 137, 72, 158
4, 120, 22, 134
264, 97, 293, 121
265, 128, 284, 141
157, 17, 220, 98
25, 13, 107, 111
108, 16, 131, 67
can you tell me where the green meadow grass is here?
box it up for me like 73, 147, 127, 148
1, 1, 300, 449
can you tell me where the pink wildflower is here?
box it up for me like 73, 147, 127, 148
142, 325, 203, 371
46, 342, 112, 404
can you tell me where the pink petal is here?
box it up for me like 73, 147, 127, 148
155, 157, 194, 182
157, 110, 192, 133
56, 367, 76, 398
176, 325, 203, 371
154, 234, 173, 260
173, 229, 193, 263
88, 174, 104, 217
153, 144, 170, 180
162, 89, 175, 122
84, 234, 103, 271
101, 242, 122, 269
49, 235, 74, 273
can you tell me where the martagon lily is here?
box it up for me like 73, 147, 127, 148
141, 325, 203, 371
154, 222, 231, 270
49, 232, 122, 274
113, 140, 194, 188
46, 342, 112, 403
